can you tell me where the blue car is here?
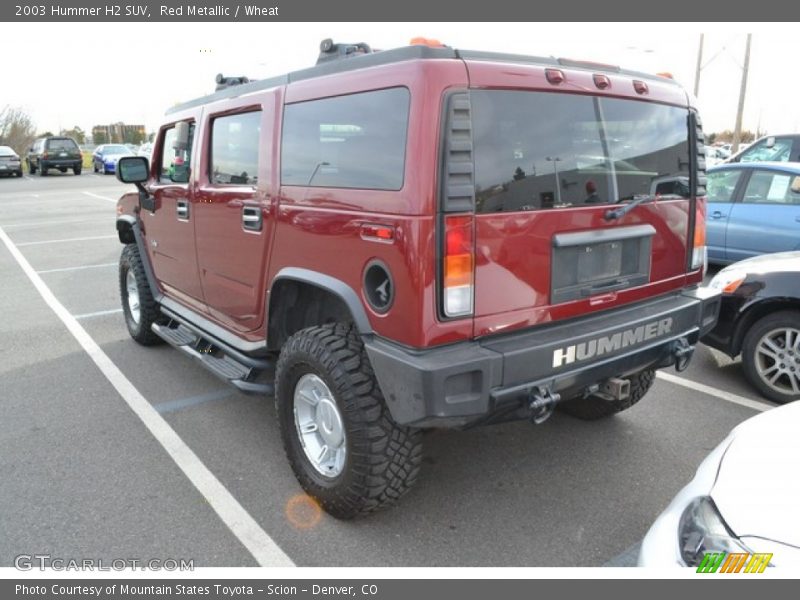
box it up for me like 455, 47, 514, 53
706, 162, 800, 265
92, 144, 135, 174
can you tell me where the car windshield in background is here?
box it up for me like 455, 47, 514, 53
0, 146, 16, 156
472, 90, 691, 212
47, 139, 78, 151
104, 145, 131, 154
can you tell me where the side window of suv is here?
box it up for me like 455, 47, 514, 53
159, 123, 194, 183
281, 87, 410, 190
210, 111, 261, 185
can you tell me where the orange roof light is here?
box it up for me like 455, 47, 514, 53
656, 72, 674, 79
409, 37, 445, 48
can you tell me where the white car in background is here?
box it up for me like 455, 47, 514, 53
137, 142, 153, 160
639, 400, 800, 568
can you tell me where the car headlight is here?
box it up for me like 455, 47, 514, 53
678, 496, 753, 566
708, 268, 746, 294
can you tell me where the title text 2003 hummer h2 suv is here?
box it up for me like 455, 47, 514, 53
114, 40, 721, 519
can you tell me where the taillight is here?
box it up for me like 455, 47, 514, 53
442, 214, 474, 317
691, 200, 707, 273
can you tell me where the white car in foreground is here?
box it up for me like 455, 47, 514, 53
639, 400, 800, 568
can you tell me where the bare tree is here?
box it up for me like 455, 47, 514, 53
0, 105, 37, 158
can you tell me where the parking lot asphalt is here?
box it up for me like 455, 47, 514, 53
0, 172, 777, 568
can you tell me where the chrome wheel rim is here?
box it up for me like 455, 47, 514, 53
755, 326, 800, 396
125, 269, 141, 324
293, 373, 346, 478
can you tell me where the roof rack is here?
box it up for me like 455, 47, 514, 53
215, 73, 255, 91
166, 41, 679, 115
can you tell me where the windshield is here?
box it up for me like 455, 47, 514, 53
471, 90, 691, 212
47, 139, 78, 151
103, 145, 131, 154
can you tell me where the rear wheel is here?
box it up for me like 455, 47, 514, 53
741, 311, 800, 403
119, 243, 164, 346
275, 323, 422, 519
73, 166, 81, 175
558, 369, 655, 420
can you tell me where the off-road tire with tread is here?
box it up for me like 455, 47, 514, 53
119, 243, 165, 346
275, 323, 422, 519
557, 368, 655, 420
741, 310, 800, 404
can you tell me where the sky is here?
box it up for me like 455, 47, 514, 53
1, 22, 798, 138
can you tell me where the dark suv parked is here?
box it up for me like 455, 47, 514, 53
114, 39, 721, 519
26, 136, 82, 176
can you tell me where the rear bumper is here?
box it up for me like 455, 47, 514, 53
365, 287, 721, 428
42, 159, 81, 169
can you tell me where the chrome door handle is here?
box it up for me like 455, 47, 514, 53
242, 206, 262, 231
176, 200, 190, 220
711, 211, 723, 219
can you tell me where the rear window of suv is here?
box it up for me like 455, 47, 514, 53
471, 90, 691, 212
281, 87, 410, 190
46, 139, 78, 151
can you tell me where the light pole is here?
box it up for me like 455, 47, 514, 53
732, 34, 752, 154
694, 33, 704, 98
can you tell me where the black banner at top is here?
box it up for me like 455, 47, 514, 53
1, 0, 798, 21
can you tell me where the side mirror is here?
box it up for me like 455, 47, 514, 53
117, 156, 149, 184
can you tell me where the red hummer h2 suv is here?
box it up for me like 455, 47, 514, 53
114, 40, 721, 519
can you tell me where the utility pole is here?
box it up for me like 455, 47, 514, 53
732, 34, 752, 154
693, 33, 704, 98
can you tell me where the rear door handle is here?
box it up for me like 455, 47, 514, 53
176, 199, 190, 220
242, 206, 262, 232
711, 211, 724, 219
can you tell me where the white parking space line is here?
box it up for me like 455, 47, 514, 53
37, 262, 117, 274
0, 225, 295, 568
16, 234, 117, 247
74, 308, 124, 320
82, 191, 117, 203
656, 371, 772, 412
3, 217, 111, 230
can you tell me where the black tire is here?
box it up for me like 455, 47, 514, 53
275, 323, 422, 519
38, 162, 47, 176
15, 170, 23, 177
558, 369, 655, 420
93, 161, 99, 173
119, 243, 164, 346
741, 310, 800, 404
73, 166, 82, 176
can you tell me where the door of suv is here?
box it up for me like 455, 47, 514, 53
140, 121, 205, 311
193, 92, 280, 333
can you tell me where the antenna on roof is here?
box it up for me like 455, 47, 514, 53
316, 38, 373, 65
215, 73, 254, 91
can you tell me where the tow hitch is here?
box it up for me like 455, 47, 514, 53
672, 337, 694, 372
528, 385, 561, 424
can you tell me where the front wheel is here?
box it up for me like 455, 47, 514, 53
558, 369, 655, 420
119, 244, 164, 346
275, 323, 422, 519
741, 311, 800, 403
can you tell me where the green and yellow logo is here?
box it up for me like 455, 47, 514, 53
696, 552, 773, 573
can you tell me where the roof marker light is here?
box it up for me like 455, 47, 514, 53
633, 80, 649, 95
593, 74, 611, 90
545, 68, 565, 85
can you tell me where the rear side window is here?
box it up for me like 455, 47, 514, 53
210, 111, 261, 185
471, 90, 691, 212
742, 171, 800, 205
47, 139, 78, 151
281, 87, 409, 190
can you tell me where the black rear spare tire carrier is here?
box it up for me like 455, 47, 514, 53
275, 323, 422, 519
